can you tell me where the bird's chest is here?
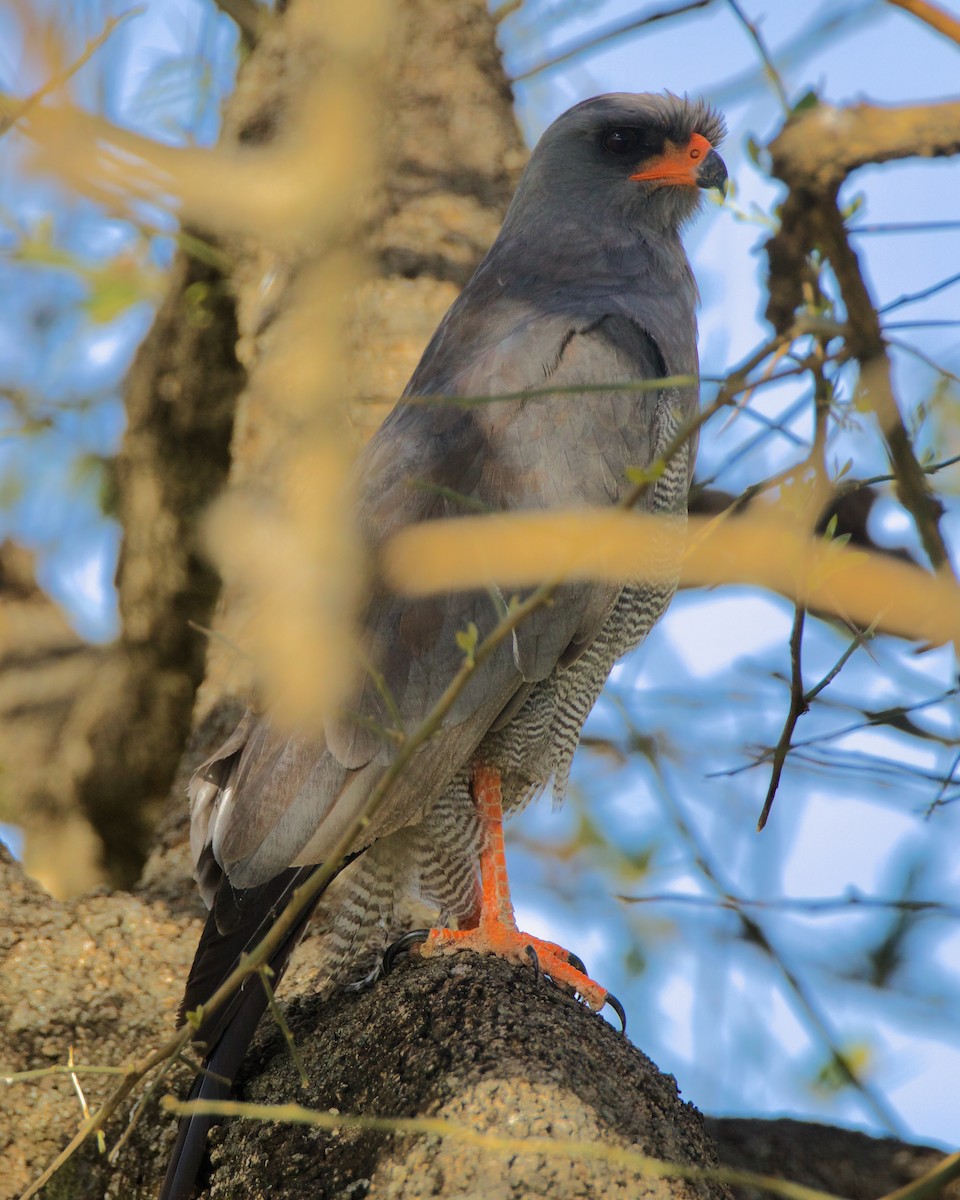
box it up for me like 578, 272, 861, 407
483, 423, 690, 812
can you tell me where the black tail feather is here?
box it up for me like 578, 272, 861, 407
159, 864, 322, 1200
178, 866, 316, 1041
159, 972, 272, 1200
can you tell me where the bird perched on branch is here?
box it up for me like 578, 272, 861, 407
161, 91, 726, 1200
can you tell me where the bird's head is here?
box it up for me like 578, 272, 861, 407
510, 92, 727, 240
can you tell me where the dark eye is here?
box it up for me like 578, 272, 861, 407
601, 127, 642, 156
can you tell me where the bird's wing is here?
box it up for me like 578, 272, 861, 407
194, 306, 672, 897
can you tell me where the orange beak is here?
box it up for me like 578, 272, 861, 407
630, 132, 722, 189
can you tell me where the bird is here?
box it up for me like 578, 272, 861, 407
160, 91, 727, 1199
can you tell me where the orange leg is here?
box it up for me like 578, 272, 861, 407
419, 763, 610, 1014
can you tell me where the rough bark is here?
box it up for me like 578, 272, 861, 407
0, 542, 118, 896
3, 859, 954, 1200
82, 250, 243, 888
145, 955, 733, 1200
704, 1117, 958, 1200
0, 250, 243, 894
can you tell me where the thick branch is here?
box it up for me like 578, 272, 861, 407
764, 100, 957, 575
707, 1117, 960, 1200
768, 100, 960, 193
162, 955, 729, 1200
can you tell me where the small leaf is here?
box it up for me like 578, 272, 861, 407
455, 622, 479, 664
791, 89, 821, 115
843, 192, 865, 221
745, 134, 762, 166
812, 1042, 873, 1094
625, 461, 664, 486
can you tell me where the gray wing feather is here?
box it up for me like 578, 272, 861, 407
193, 303, 675, 896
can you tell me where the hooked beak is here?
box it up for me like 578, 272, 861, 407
695, 148, 728, 195
630, 132, 728, 196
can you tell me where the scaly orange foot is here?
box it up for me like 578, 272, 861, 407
415, 763, 623, 1027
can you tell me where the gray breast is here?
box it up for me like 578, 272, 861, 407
483, 389, 689, 812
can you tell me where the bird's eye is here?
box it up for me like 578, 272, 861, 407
601, 128, 641, 156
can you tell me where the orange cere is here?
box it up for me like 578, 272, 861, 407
630, 131, 713, 186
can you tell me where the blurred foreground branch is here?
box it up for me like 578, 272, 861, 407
885, 0, 960, 44
385, 507, 960, 646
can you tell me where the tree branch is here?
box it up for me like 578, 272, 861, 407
885, 0, 960, 45
768, 100, 960, 193
764, 100, 959, 577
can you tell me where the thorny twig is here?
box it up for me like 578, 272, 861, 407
756, 349, 833, 829
717, 686, 958, 779
756, 604, 806, 830
654, 770, 905, 1133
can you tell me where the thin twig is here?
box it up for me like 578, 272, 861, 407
884, 320, 960, 331
784, 746, 960, 788
757, 605, 806, 830
163, 1095, 850, 1200
619, 889, 960, 918
2, 1063, 129, 1083
0, 8, 145, 138
725, 0, 790, 114
720, 688, 959, 778
846, 453, 960, 489
886, 336, 960, 387
508, 0, 715, 83
756, 347, 835, 829
107, 1050, 184, 1164
925, 746, 960, 819
655, 772, 905, 1133
803, 629, 870, 702
257, 965, 309, 1088
68, 1049, 105, 1155
852, 221, 960, 235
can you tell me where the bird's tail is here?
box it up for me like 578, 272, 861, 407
158, 864, 321, 1200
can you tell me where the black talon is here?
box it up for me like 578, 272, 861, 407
525, 943, 541, 982
604, 990, 627, 1034
566, 951, 587, 976
381, 929, 430, 975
